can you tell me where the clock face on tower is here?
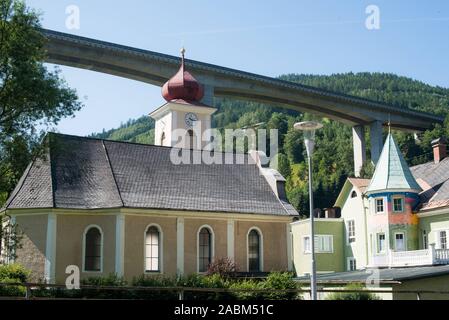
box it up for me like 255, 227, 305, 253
185, 112, 198, 127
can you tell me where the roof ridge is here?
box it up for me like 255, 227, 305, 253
49, 132, 251, 157
101, 140, 125, 207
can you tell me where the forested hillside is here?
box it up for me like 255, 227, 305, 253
91, 73, 449, 216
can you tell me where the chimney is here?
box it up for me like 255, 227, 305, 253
431, 138, 447, 164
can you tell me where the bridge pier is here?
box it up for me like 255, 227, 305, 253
201, 85, 214, 106
370, 121, 383, 165
352, 125, 366, 177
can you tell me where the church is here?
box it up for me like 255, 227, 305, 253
0, 51, 298, 283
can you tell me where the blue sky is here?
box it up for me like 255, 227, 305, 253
26, 0, 449, 136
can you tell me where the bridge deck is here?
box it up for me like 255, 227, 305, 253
41, 28, 443, 131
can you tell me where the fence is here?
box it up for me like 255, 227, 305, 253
1, 282, 449, 300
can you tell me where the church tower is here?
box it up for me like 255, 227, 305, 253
365, 132, 422, 265
150, 48, 217, 150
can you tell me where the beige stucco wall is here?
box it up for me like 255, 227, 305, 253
55, 214, 116, 283
124, 215, 177, 279
183, 218, 228, 275
234, 220, 288, 272
14, 214, 48, 282
10, 210, 291, 283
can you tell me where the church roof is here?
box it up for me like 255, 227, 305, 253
366, 133, 421, 195
2, 133, 297, 217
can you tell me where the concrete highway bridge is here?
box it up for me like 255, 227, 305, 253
41, 29, 444, 176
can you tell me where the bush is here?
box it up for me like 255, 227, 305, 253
0, 264, 30, 297
229, 278, 264, 300
0, 263, 30, 283
206, 258, 238, 278
261, 272, 301, 300
177, 273, 232, 300
132, 274, 178, 300
325, 284, 381, 300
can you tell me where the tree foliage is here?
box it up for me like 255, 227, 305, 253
0, 0, 81, 206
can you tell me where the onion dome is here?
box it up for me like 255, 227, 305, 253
162, 48, 204, 102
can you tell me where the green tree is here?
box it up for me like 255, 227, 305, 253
0, 0, 81, 205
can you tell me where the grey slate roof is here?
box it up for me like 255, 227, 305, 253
411, 156, 449, 211
3, 133, 297, 216
295, 265, 449, 283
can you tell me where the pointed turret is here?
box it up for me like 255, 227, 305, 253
366, 133, 421, 195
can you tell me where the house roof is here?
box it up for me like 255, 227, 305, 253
295, 265, 449, 284
411, 156, 449, 211
2, 133, 298, 217
348, 178, 370, 193
366, 133, 422, 195
334, 178, 370, 208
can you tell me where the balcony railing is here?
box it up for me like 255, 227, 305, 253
369, 244, 449, 268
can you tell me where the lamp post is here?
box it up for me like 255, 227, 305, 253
294, 121, 323, 301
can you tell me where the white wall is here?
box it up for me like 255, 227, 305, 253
340, 186, 369, 269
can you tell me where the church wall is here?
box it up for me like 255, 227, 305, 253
14, 214, 48, 282
234, 220, 288, 272
124, 215, 178, 279
55, 214, 116, 283
183, 218, 228, 275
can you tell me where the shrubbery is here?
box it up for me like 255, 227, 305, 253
325, 284, 380, 300
0, 263, 301, 300
0, 264, 30, 297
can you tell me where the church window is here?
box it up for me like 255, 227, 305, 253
351, 191, 357, 198
248, 229, 261, 272
198, 227, 213, 272
145, 226, 161, 272
84, 226, 102, 272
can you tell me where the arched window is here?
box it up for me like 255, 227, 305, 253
84, 226, 102, 272
160, 132, 166, 146
351, 191, 357, 198
145, 226, 160, 272
248, 229, 261, 272
198, 227, 212, 272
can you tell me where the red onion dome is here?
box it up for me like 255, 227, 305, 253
162, 48, 204, 102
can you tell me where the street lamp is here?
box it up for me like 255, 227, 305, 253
294, 120, 323, 301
